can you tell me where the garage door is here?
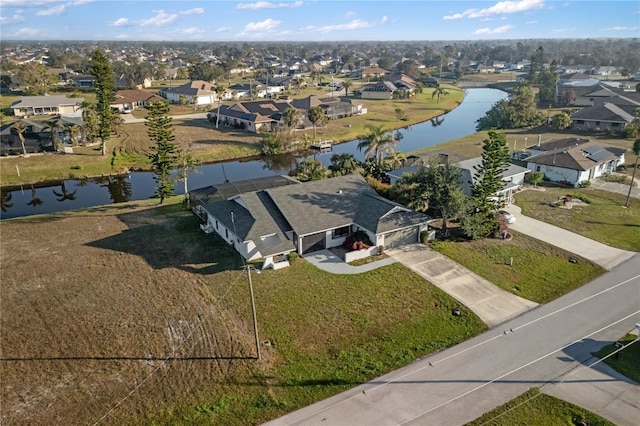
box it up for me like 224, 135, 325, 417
384, 227, 418, 249
301, 232, 326, 254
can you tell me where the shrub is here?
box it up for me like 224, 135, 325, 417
70, 165, 82, 170
578, 180, 591, 188
287, 252, 298, 263
420, 230, 430, 244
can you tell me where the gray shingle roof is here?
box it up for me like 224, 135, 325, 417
526, 142, 620, 171
11, 95, 84, 109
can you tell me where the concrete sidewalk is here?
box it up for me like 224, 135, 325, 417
387, 244, 538, 328
303, 249, 397, 274
504, 204, 636, 270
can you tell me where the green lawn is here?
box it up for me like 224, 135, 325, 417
156, 260, 487, 425
430, 231, 605, 304
466, 387, 615, 426
514, 187, 640, 252
593, 334, 640, 383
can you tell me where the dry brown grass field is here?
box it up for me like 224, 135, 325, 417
0, 201, 254, 425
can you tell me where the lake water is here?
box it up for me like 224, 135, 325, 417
0, 88, 507, 220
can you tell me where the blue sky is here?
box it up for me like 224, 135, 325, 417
1, 0, 639, 41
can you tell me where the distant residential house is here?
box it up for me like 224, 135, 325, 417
593, 66, 618, 76
209, 99, 291, 133
361, 66, 389, 80
473, 64, 495, 74
11, 95, 84, 117
570, 100, 636, 132
386, 157, 529, 205
111, 89, 165, 112
361, 81, 398, 100
291, 95, 367, 120
189, 174, 433, 269
228, 81, 267, 99
159, 80, 217, 105
0, 115, 85, 155
518, 138, 625, 187
72, 74, 95, 88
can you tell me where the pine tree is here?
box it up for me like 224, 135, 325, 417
146, 101, 177, 204
471, 130, 510, 213
89, 49, 116, 156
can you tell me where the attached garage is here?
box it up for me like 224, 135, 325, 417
301, 232, 326, 254
383, 226, 419, 249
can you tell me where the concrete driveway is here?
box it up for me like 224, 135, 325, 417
504, 204, 636, 270
590, 174, 640, 200
387, 244, 538, 328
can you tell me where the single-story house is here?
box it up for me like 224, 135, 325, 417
386, 156, 530, 205
189, 174, 433, 269
361, 66, 389, 80
209, 99, 292, 133
291, 95, 367, 120
519, 138, 626, 187
111, 89, 165, 112
11, 95, 84, 117
0, 115, 85, 154
361, 81, 398, 100
228, 81, 268, 99
159, 80, 217, 105
571, 100, 635, 132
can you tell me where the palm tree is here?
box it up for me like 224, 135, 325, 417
1, 190, 13, 213
384, 150, 406, 170
52, 181, 77, 202
293, 76, 305, 95
68, 125, 81, 147
309, 69, 318, 85
432, 83, 449, 104
625, 138, 640, 208
357, 124, 397, 165
41, 119, 63, 152
307, 106, 324, 141
12, 121, 28, 156
341, 79, 354, 96
27, 186, 43, 207
283, 108, 300, 135
293, 159, 326, 182
329, 152, 359, 176
214, 85, 226, 128
316, 74, 325, 87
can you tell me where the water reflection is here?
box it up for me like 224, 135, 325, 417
52, 181, 77, 202
27, 186, 43, 208
1, 190, 12, 212
94, 175, 133, 204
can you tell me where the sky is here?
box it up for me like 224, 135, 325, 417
0, 0, 639, 42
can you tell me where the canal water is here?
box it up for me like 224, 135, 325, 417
0, 88, 506, 220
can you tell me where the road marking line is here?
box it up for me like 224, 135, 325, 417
397, 309, 640, 425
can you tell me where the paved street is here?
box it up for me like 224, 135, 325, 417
265, 255, 640, 426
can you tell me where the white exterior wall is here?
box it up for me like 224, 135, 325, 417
528, 163, 581, 186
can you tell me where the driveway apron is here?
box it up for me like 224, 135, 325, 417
387, 244, 538, 328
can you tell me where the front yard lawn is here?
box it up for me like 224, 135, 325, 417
466, 387, 615, 426
593, 333, 640, 383
514, 187, 640, 252
431, 231, 605, 304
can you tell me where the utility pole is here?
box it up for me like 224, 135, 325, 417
246, 266, 261, 360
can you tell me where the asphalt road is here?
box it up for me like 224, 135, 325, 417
265, 253, 640, 426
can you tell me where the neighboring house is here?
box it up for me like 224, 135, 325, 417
291, 95, 367, 120
72, 74, 95, 88
386, 156, 530, 205
473, 64, 495, 74
159, 80, 217, 105
361, 81, 398, 100
209, 99, 291, 133
570, 100, 636, 132
229, 81, 267, 99
361, 66, 389, 80
0, 115, 85, 155
111, 89, 165, 112
519, 138, 626, 187
11, 95, 84, 117
190, 174, 433, 269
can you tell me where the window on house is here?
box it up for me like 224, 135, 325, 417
332, 225, 351, 238
595, 121, 600, 126
576, 120, 584, 124
536, 166, 541, 172
612, 123, 619, 127
225, 229, 228, 238
215, 220, 219, 229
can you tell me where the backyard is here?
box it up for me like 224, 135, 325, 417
0, 198, 486, 425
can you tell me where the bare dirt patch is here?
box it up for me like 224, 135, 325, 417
0, 202, 259, 425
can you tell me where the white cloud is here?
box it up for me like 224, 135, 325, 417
139, 10, 178, 27
599, 26, 639, 32
236, 1, 302, 10
180, 8, 204, 15
36, 4, 66, 15
110, 18, 130, 27
12, 27, 40, 36
0, 14, 25, 24
302, 16, 387, 33
179, 27, 203, 35
244, 18, 281, 31
444, 0, 544, 20
215, 27, 232, 33
474, 24, 514, 35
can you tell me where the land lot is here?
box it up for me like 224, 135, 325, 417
0, 199, 486, 425
513, 187, 640, 252
430, 230, 605, 304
